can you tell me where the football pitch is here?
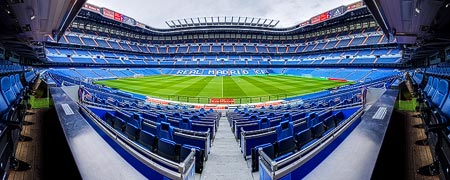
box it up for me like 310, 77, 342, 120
95, 75, 352, 104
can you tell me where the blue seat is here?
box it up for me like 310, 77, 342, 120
334, 111, 345, 125
307, 113, 318, 128
296, 129, 316, 149
179, 118, 192, 130
1, 76, 17, 105
9, 75, 20, 95
138, 130, 157, 151
311, 122, 325, 138
251, 143, 274, 172
276, 136, 296, 157
125, 113, 141, 140
249, 115, 258, 121
157, 113, 168, 123
180, 144, 204, 173
157, 122, 174, 140
281, 113, 292, 122
437, 88, 450, 130
157, 138, 180, 162
173, 112, 181, 119
323, 115, 336, 129
423, 76, 434, 94
190, 115, 200, 121
258, 117, 270, 129
267, 112, 275, 118
431, 79, 449, 108
426, 77, 439, 98
14, 74, 24, 92
276, 121, 294, 141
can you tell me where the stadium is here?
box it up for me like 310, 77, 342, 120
0, 0, 449, 179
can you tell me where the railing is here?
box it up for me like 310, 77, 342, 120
160, 94, 290, 104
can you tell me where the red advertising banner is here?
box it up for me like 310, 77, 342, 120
114, 12, 123, 22
210, 98, 235, 104
298, 20, 310, 27
102, 8, 114, 19
311, 15, 321, 24
319, 12, 330, 21
145, 97, 169, 105
347, 1, 364, 11
83, 3, 100, 13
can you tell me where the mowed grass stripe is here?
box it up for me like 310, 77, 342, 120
223, 77, 247, 97
153, 76, 203, 95
265, 76, 350, 92
229, 76, 268, 97
177, 76, 214, 96
239, 76, 288, 95
198, 76, 222, 97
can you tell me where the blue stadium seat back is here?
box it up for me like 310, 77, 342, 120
173, 112, 181, 119
251, 143, 274, 172
243, 113, 250, 117
276, 106, 282, 110
292, 113, 306, 121
105, 111, 116, 126
190, 115, 200, 121
319, 111, 333, 121
157, 138, 180, 162
268, 105, 274, 109
249, 115, 258, 121
9, 75, 20, 95
427, 77, 439, 98
311, 122, 325, 138
281, 113, 292, 122
179, 118, 192, 130
180, 144, 204, 173
1, 76, 16, 106
334, 111, 345, 125
208, 108, 214, 113
276, 136, 296, 157
296, 129, 315, 149
157, 122, 174, 140
14, 74, 24, 91
0, 90, 10, 120
234, 108, 239, 113
423, 76, 433, 94
258, 117, 271, 129
323, 115, 336, 130
285, 105, 292, 110
258, 111, 265, 116
142, 121, 157, 135
113, 115, 126, 132
276, 121, 294, 141
431, 79, 449, 108
199, 108, 205, 113
125, 122, 140, 141
132, 113, 142, 128
328, 100, 335, 107
157, 113, 168, 123
267, 112, 275, 118
260, 106, 265, 110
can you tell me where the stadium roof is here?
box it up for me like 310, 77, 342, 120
87, 0, 360, 28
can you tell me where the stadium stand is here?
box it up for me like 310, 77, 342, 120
3, 0, 450, 179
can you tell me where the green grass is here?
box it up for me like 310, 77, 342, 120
30, 96, 51, 109
95, 75, 352, 104
395, 98, 417, 111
